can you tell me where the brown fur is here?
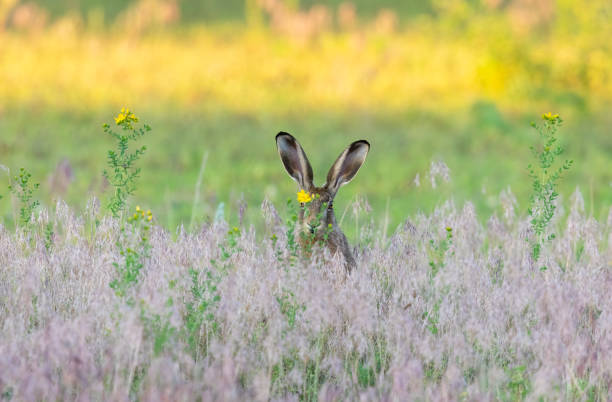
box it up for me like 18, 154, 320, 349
276, 132, 369, 271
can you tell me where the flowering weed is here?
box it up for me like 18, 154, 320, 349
527, 113, 573, 264
109, 206, 153, 300
8, 167, 39, 227
103, 108, 151, 218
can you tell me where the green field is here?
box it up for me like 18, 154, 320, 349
2, 105, 611, 236
1, 0, 611, 238
2, 2, 612, 399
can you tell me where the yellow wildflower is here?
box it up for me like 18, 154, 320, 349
297, 189, 313, 203
114, 107, 139, 127
147, 215, 152, 221
115, 114, 124, 124
542, 112, 560, 121
136, 205, 141, 212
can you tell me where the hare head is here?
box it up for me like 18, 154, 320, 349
275, 131, 370, 271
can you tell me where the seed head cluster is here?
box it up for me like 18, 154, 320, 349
0, 194, 611, 400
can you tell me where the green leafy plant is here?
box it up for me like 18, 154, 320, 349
275, 289, 304, 330
103, 108, 151, 218
44, 222, 54, 252
8, 167, 39, 226
221, 226, 241, 261
428, 226, 453, 279
423, 354, 449, 383
285, 198, 299, 259
1, 386, 13, 401
183, 267, 221, 360
109, 206, 153, 299
527, 113, 573, 264
345, 338, 390, 389
140, 300, 176, 356
498, 365, 531, 401
422, 298, 442, 336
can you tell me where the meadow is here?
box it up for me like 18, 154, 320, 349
1, 187, 611, 400
1, 0, 611, 235
1, 0, 612, 400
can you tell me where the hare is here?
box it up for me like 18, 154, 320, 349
276, 132, 370, 271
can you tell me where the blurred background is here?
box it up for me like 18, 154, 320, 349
0, 0, 610, 237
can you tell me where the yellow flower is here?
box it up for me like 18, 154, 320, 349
542, 112, 560, 121
147, 215, 152, 221
297, 189, 313, 203
136, 205, 141, 212
114, 107, 139, 127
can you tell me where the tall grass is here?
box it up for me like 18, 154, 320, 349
0, 191, 610, 400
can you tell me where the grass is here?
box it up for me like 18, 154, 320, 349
0, 190, 610, 400
0, 4, 611, 396
1, 1, 611, 236
2, 104, 611, 241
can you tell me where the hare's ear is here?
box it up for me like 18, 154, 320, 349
276, 132, 314, 191
325, 140, 370, 196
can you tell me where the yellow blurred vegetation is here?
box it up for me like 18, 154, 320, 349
0, 0, 610, 117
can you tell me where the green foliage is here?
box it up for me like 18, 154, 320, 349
286, 198, 299, 259
428, 226, 453, 279
103, 108, 151, 218
183, 267, 221, 359
28, 295, 39, 333
270, 354, 299, 397
497, 365, 531, 401
8, 167, 39, 226
221, 226, 241, 261
527, 113, 573, 263
44, 222, 54, 252
276, 289, 304, 330
423, 354, 449, 383
270, 348, 326, 401
2, 105, 611, 236
566, 376, 599, 402
422, 227, 454, 337
140, 302, 176, 356
301, 361, 324, 402
129, 365, 148, 399
109, 206, 153, 299
1, 386, 13, 401
345, 338, 390, 389
422, 298, 441, 336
